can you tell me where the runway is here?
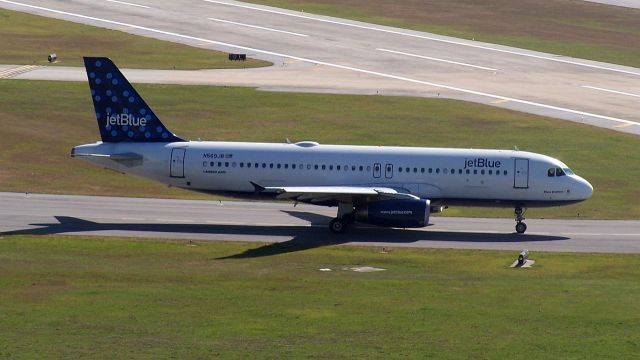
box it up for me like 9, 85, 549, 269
1, 0, 640, 135
2, 192, 639, 254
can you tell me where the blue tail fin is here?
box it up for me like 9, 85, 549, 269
83, 57, 184, 143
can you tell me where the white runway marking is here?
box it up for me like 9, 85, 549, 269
582, 85, 640, 99
378, 48, 498, 71
2, 0, 639, 127
202, 0, 640, 77
208, 17, 307, 37
105, 0, 149, 9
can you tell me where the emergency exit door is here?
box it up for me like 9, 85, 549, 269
170, 148, 185, 178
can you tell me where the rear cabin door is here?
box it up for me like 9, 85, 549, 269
170, 148, 186, 178
513, 158, 529, 188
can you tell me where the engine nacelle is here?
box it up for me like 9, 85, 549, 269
355, 199, 430, 228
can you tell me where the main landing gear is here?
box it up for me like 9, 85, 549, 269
329, 203, 355, 234
514, 207, 527, 234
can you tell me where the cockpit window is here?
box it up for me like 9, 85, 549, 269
547, 168, 555, 177
556, 168, 565, 177
563, 167, 574, 175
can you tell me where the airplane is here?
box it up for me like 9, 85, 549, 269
72, 57, 593, 234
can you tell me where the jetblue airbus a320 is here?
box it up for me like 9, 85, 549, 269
72, 57, 593, 234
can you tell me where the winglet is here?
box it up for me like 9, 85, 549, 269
250, 181, 265, 194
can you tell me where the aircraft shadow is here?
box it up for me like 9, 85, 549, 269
2, 214, 570, 258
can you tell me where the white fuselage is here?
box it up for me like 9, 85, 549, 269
72, 140, 593, 208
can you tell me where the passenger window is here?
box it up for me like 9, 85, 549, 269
239, 162, 244, 168
458, 169, 462, 174
210, 161, 214, 167
399, 167, 403, 173
421, 168, 425, 173
321, 165, 326, 170
481, 169, 484, 175
277, 164, 281, 169
329, 165, 333, 170
429, 168, 433, 174
367, 166, 372, 171
503, 170, 508, 175
314, 165, 319, 170
466, 169, 470, 174
488, 170, 492, 175
451, 168, 455, 174
405, 167, 410, 173
225, 162, 229, 167
414, 168, 417, 173
443, 168, 448, 174
255, 163, 259, 168
337, 165, 341, 170
269, 163, 274, 169
473, 169, 477, 175
436, 168, 440, 174
218, 162, 222, 167
292, 164, 295, 169
359, 166, 364, 171
247, 163, 252, 168
548, 168, 555, 177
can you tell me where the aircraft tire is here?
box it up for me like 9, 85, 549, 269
329, 218, 347, 234
515, 222, 527, 234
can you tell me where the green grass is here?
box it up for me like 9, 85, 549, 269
1, 79, 639, 219
0, 8, 271, 69
0, 235, 638, 358
245, 0, 640, 68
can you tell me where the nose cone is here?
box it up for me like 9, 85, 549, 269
574, 176, 593, 200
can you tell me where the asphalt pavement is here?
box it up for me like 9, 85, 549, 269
0, 0, 639, 135
2, 192, 639, 254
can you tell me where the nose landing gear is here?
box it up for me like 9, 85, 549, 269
514, 207, 527, 234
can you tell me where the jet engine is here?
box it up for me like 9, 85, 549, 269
355, 199, 430, 228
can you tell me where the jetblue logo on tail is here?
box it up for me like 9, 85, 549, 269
107, 114, 147, 127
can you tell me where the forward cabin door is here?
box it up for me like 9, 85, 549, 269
513, 158, 529, 188
170, 148, 186, 178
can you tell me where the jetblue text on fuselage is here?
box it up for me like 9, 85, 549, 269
463, 158, 501, 169
107, 113, 147, 127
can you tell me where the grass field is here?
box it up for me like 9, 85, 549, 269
247, 0, 640, 68
0, 235, 638, 358
0, 8, 270, 69
1, 79, 639, 219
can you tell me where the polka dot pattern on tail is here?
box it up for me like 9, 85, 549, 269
83, 57, 183, 143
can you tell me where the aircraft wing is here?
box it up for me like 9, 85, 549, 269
251, 182, 419, 203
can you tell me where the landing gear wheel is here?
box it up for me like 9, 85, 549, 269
329, 218, 347, 234
514, 207, 527, 234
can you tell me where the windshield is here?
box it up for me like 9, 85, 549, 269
563, 167, 574, 175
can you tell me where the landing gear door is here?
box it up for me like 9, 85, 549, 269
513, 158, 529, 188
170, 148, 186, 178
